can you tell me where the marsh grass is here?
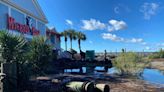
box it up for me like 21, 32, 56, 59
114, 52, 147, 76
149, 49, 164, 59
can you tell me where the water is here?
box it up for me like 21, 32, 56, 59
64, 67, 164, 85
64, 67, 86, 73
103, 67, 164, 85
64, 69, 80, 72
141, 69, 164, 84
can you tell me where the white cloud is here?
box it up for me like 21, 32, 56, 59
140, 3, 159, 20
66, 19, 73, 26
157, 43, 164, 47
80, 19, 127, 32
81, 19, 106, 30
145, 46, 158, 51
108, 20, 127, 32
102, 33, 124, 42
129, 38, 143, 43
102, 33, 144, 44
47, 25, 55, 30
145, 46, 151, 50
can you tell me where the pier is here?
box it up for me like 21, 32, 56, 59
51, 59, 113, 74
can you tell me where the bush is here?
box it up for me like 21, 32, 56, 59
0, 31, 30, 91
149, 49, 164, 59
0, 31, 27, 63
159, 49, 164, 58
114, 52, 145, 76
27, 36, 53, 75
148, 53, 160, 59
0, 31, 56, 90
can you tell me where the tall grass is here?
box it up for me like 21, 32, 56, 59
149, 49, 164, 59
114, 52, 146, 76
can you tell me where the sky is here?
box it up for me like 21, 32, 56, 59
38, 0, 164, 52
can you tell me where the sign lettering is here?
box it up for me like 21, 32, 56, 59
8, 15, 40, 35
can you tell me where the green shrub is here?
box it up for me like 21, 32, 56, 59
114, 52, 145, 76
149, 49, 164, 59
148, 53, 160, 59
27, 36, 53, 75
159, 49, 164, 58
0, 31, 31, 91
0, 31, 27, 63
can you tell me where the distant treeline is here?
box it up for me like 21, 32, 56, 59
95, 52, 155, 56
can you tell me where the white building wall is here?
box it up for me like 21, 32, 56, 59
0, 0, 61, 50
37, 21, 46, 36
0, 0, 46, 39
0, 2, 8, 30
11, 8, 25, 24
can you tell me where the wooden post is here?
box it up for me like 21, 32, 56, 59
80, 67, 83, 74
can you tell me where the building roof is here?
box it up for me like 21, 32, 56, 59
46, 27, 61, 36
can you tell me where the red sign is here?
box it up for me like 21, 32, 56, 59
8, 15, 40, 35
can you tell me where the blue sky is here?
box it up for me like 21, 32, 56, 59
38, 0, 164, 52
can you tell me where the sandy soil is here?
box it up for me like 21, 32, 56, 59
97, 76, 164, 92
150, 59, 164, 70
28, 74, 164, 92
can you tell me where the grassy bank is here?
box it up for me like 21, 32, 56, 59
113, 52, 148, 76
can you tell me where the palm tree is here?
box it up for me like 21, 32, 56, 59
0, 31, 28, 91
67, 29, 77, 50
61, 30, 68, 51
28, 36, 53, 75
77, 32, 86, 51
0, 31, 27, 63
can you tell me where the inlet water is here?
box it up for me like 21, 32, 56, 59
64, 67, 164, 85
141, 69, 164, 84
95, 67, 164, 85
107, 67, 164, 85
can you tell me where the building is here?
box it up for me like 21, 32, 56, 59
46, 27, 61, 50
0, 0, 61, 50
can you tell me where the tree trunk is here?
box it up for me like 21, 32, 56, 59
78, 39, 81, 51
65, 41, 67, 51
70, 39, 72, 50
65, 37, 67, 51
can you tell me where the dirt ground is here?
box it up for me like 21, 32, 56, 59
96, 76, 164, 92
28, 74, 164, 92
150, 58, 164, 70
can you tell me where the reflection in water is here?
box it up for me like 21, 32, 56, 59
141, 69, 164, 84
160, 71, 164, 75
64, 69, 80, 73
108, 67, 164, 84
64, 67, 86, 73
64, 67, 164, 84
